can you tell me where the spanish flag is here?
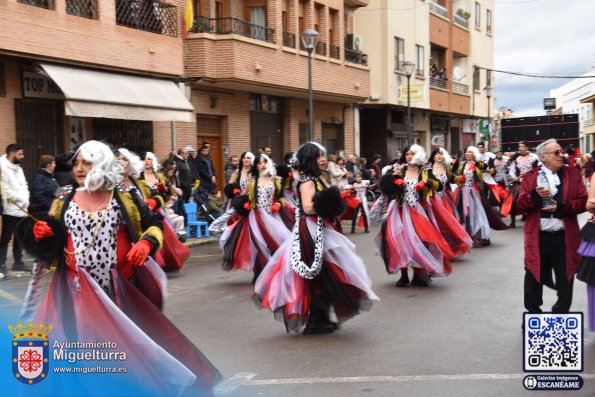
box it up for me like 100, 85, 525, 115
182, 0, 193, 38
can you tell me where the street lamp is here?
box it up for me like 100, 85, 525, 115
484, 85, 493, 150
301, 29, 320, 142
402, 61, 415, 146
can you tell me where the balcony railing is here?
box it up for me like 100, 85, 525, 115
116, 0, 177, 36
316, 41, 327, 56
453, 14, 469, 28
329, 44, 340, 60
430, 77, 447, 90
452, 81, 469, 95
345, 49, 368, 66
17, 0, 53, 9
67, 0, 98, 19
283, 31, 296, 48
429, 1, 448, 18
192, 16, 275, 44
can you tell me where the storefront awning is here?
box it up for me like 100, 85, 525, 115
40, 63, 194, 122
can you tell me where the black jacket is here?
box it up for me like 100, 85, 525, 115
31, 168, 60, 213
174, 156, 194, 191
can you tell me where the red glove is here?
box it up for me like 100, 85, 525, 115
127, 240, 152, 266
156, 182, 167, 193
340, 190, 350, 199
287, 172, 293, 179
415, 180, 427, 192
33, 221, 54, 240
393, 178, 405, 187
145, 198, 158, 211
458, 175, 466, 184
271, 202, 281, 213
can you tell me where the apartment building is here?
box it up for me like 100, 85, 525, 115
354, 0, 494, 160
1, 0, 191, 179
549, 71, 595, 152
177, 0, 370, 174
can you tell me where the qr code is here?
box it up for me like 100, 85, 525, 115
523, 313, 583, 372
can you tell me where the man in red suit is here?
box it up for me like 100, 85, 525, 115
518, 138, 587, 313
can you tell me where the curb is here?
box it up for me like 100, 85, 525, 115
183, 236, 218, 248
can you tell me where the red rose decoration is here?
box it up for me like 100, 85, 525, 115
393, 179, 405, 187
232, 188, 241, 195
243, 202, 252, 211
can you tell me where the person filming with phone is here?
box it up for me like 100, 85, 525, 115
517, 139, 587, 315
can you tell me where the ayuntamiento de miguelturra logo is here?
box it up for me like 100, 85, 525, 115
9, 321, 52, 385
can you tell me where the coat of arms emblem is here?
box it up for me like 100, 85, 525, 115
9, 321, 52, 385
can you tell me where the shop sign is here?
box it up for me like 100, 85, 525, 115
22, 71, 65, 99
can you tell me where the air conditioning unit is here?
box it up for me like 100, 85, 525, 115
353, 35, 364, 51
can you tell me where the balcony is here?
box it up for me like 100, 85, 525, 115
283, 31, 296, 48
67, 0, 98, 19
430, 77, 447, 90
429, 1, 448, 18
115, 0, 177, 37
192, 16, 275, 44
316, 41, 327, 56
17, 0, 53, 9
345, 48, 368, 66
453, 13, 468, 29
452, 81, 469, 95
329, 44, 340, 60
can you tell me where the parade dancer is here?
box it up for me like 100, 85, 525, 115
220, 154, 290, 282
16, 140, 220, 396
427, 148, 472, 258
454, 146, 508, 248
503, 141, 538, 227
377, 145, 454, 288
210, 151, 255, 234
118, 148, 189, 273
345, 173, 369, 233
578, 174, 595, 332
255, 142, 378, 334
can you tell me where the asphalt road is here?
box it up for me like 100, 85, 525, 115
1, 219, 594, 396
163, 220, 595, 397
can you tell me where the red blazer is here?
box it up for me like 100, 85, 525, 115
517, 165, 587, 282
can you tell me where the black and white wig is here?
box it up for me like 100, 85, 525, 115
295, 142, 326, 177
74, 140, 122, 192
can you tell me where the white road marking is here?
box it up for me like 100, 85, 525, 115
215, 372, 257, 394
0, 287, 23, 305
216, 372, 595, 392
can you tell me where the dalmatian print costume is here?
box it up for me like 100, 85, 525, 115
64, 198, 122, 293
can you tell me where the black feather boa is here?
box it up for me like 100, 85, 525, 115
379, 173, 401, 196
224, 183, 242, 199
232, 195, 251, 217
313, 186, 346, 219
15, 215, 67, 262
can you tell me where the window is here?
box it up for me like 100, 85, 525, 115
249, 94, 281, 113
250, 6, 267, 40
473, 67, 480, 91
486, 9, 492, 34
394, 37, 405, 70
486, 69, 492, 87
416, 45, 425, 77
193, 0, 203, 17
475, 2, 480, 29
